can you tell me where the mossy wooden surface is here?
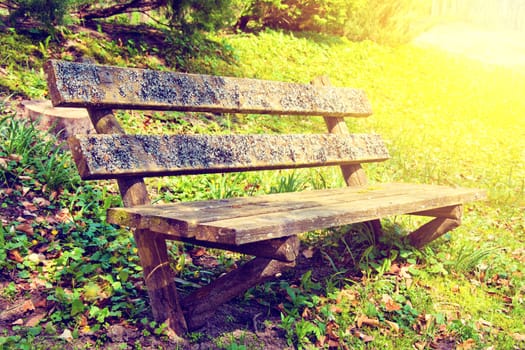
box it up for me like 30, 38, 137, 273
45, 60, 372, 117
68, 133, 389, 180
108, 183, 486, 245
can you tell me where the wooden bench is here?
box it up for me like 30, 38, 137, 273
44, 59, 486, 336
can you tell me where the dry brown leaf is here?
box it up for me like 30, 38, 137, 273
302, 247, 315, 259
16, 223, 34, 236
8, 249, 24, 263
11, 318, 24, 325
192, 247, 207, 257
8, 154, 22, 161
330, 304, 343, 314
22, 201, 38, 212
357, 314, 380, 328
56, 208, 74, 223
512, 333, 525, 341
347, 327, 374, 342
457, 338, 476, 350
385, 320, 400, 333
25, 312, 46, 327
382, 294, 402, 312
389, 263, 401, 274
22, 299, 35, 312
301, 307, 312, 319
326, 321, 339, 340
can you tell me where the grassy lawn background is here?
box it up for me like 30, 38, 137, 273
0, 25, 524, 349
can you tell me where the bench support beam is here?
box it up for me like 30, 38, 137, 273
408, 205, 462, 248
182, 257, 295, 330
175, 235, 299, 262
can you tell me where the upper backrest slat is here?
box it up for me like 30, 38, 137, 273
68, 134, 389, 180
45, 60, 372, 117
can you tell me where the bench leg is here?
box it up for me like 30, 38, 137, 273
134, 229, 188, 335
407, 205, 462, 248
182, 257, 295, 330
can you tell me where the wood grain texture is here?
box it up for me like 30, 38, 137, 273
68, 133, 389, 180
408, 217, 461, 248
182, 257, 295, 330
107, 183, 486, 245
45, 60, 372, 117
312, 75, 369, 186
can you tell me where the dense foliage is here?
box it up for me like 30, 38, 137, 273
1, 0, 429, 44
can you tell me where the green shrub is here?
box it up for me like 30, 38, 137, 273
236, 0, 428, 44
0, 112, 79, 192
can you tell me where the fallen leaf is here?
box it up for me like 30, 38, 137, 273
457, 338, 476, 349
58, 329, 73, 342
8, 154, 22, 161
348, 327, 374, 342
302, 247, 315, 259
56, 208, 74, 223
382, 294, 401, 312
357, 314, 380, 328
385, 320, 400, 332
326, 320, 339, 340
16, 223, 34, 236
25, 312, 46, 327
11, 318, 24, 325
33, 298, 47, 308
22, 201, 38, 212
389, 263, 401, 274
22, 300, 35, 312
512, 333, 525, 341
330, 305, 343, 314
8, 249, 24, 263
33, 197, 51, 207
192, 247, 207, 257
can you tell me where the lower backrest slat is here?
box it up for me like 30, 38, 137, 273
68, 133, 389, 180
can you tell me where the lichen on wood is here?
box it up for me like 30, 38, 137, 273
45, 60, 372, 117
68, 133, 390, 179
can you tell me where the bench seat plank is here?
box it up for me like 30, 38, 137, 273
108, 183, 486, 245
45, 60, 372, 117
68, 134, 389, 180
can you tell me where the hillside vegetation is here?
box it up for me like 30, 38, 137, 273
0, 20, 524, 349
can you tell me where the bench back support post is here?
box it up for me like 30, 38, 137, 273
313, 76, 382, 239
86, 108, 151, 207
312, 76, 368, 186
86, 108, 187, 333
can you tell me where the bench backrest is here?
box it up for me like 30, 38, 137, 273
45, 60, 389, 206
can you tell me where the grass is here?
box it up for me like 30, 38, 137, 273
0, 24, 524, 349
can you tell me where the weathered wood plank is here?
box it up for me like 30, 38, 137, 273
408, 216, 461, 248
182, 257, 295, 330
107, 183, 486, 245
45, 60, 372, 117
410, 204, 462, 219
165, 235, 299, 262
68, 133, 389, 180
312, 76, 369, 187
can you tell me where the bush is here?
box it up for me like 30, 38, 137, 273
0, 111, 80, 193
236, 0, 428, 44
4, 0, 73, 30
